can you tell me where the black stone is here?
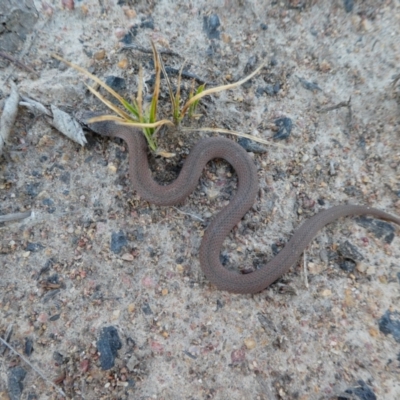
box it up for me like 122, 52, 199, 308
378, 310, 400, 343
355, 216, 396, 244
97, 326, 122, 370
343, 0, 354, 13
25, 242, 44, 252
337, 240, 364, 263
7, 367, 27, 400
110, 231, 127, 254
238, 138, 267, 153
339, 380, 376, 400
26, 182, 40, 197
24, 338, 34, 356
142, 302, 153, 315
105, 76, 126, 92
203, 14, 221, 40
273, 117, 292, 140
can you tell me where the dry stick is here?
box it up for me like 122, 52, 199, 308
172, 207, 204, 222
317, 97, 352, 113
0, 50, 38, 76
0, 81, 19, 157
121, 43, 180, 57
317, 97, 353, 132
0, 324, 13, 355
0, 211, 32, 223
0, 336, 66, 397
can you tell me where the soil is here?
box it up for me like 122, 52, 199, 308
1, 1, 400, 399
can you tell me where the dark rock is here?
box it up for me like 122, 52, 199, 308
0, 1, 38, 54
355, 216, 396, 244
220, 253, 229, 266
264, 85, 275, 96
60, 172, 70, 183
339, 259, 356, 272
216, 299, 224, 310
271, 243, 282, 256
338, 380, 376, 400
121, 32, 134, 44
273, 82, 281, 94
256, 86, 266, 96
344, 185, 363, 197
270, 57, 278, 67
133, 226, 145, 242
53, 351, 65, 365
238, 138, 267, 153
260, 23, 268, 30
140, 16, 154, 30
49, 313, 60, 321
110, 231, 127, 253
47, 274, 59, 284
297, 76, 322, 91
25, 242, 44, 252
337, 240, 364, 263
343, 0, 354, 13
244, 55, 258, 75
42, 198, 54, 206
142, 302, 153, 315
7, 367, 27, 400
26, 182, 40, 197
203, 14, 221, 40
378, 310, 400, 343
183, 350, 197, 359
105, 76, 126, 91
97, 326, 122, 370
273, 117, 292, 140
24, 337, 34, 356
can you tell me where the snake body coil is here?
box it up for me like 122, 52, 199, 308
85, 114, 400, 294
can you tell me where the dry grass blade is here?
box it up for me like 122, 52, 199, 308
149, 40, 161, 123
180, 62, 266, 117
159, 52, 175, 109
84, 83, 132, 120
117, 119, 174, 129
136, 66, 144, 118
52, 53, 129, 107
88, 114, 173, 129
182, 127, 288, 148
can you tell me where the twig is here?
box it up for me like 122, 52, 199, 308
121, 43, 180, 57
0, 50, 38, 76
173, 207, 204, 222
0, 336, 66, 397
317, 97, 353, 132
0, 81, 19, 157
163, 66, 207, 85
0, 324, 13, 355
303, 251, 309, 289
0, 211, 32, 223
317, 97, 352, 113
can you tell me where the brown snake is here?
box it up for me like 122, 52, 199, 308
84, 113, 400, 294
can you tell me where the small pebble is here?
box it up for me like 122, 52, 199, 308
93, 50, 106, 60
244, 338, 256, 350
121, 253, 134, 261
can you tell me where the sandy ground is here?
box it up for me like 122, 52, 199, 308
1, 0, 400, 399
